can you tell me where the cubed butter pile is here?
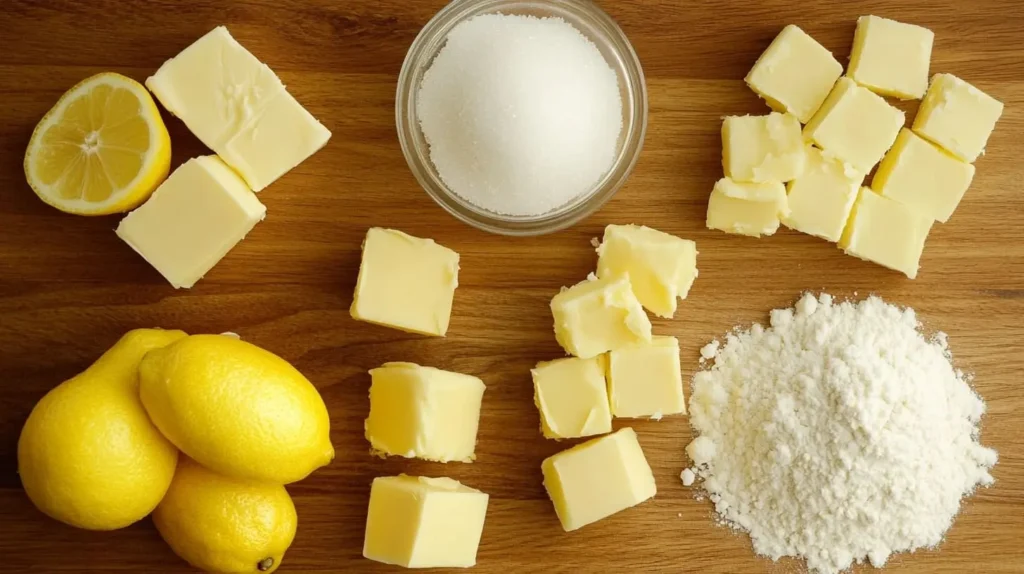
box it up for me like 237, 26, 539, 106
528, 224, 697, 531
352, 230, 490, 568
116, 26, 331, 288
708, 16, 1002, 279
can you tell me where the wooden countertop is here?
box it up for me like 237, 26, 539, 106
1, 1, 1022, 572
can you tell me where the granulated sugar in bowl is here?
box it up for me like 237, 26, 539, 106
396, 0, 647, 236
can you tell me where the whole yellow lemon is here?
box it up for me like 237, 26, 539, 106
17, 329, 186, 530
154, 457, 297, 574
139, 335, 334, 484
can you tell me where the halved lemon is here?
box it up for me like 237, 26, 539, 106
24, 72, 171, 216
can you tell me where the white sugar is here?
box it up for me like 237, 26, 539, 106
417, 14, 623, 216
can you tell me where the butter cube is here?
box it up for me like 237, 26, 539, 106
363, 475, 488, 568
804, 78, 905, 173
147, 26, 331, 191
595, 224, 698, 319
840, 188, 933, 279
782, 146, 862, 242
706, 177, 789, 237
365, 362, 485, 462
116, 156, 265, 289
745, 25, 844, 123
532, 356, 612, 440
551, 275, 652, 359
722, 113, 806, 182
872, 129, 975, 223
351, 228, 459, 337
218, 90, 332, 192
542, 427, 656, 531
913, 74, 1004, 163
848, 15, 934, 100
608, 336, 685, 419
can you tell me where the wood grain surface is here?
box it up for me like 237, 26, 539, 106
1, 1, 1022, 572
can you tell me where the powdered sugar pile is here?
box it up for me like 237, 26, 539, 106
686, 293, 997, 574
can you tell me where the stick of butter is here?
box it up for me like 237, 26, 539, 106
351, 228, 460, 337
608, 336, 685, 419
532, 356, 612, 440
116, 156, 266, 289
596, 224, 698, 319
363, 475, 488, 568
365, 362, 485, 462
706, 177, 789, 237
542, 428, 656, 532
550, 274, 652, 359
147, 26, 331, 191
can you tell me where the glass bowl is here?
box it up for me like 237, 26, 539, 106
396, 0, 648, 236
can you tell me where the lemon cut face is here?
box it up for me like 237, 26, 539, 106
24, 72, 171, 215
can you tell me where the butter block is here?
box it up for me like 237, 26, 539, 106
351, 228, 459, 337
147, 26, 331, 191
782, 146, 862, 242
146, 27, 283, 149
608, 336, 685, 419
363, 475, 488, 568
706, 177, 789, 237
840, 188, 933, 279
551, 275, 652, 359
218, 89, 332, 191
365, 362, 485, 462
745, 25, 844, 123
848, 15, 934, 100
532, 356, 611, 440
804, 78, 905, 173
913, 74, 1004, 163
116, 156, 265, 289
872, 129, 975, 223
542, 428, 656, 531
595, 224, 698, 319
723, 113, 806, 182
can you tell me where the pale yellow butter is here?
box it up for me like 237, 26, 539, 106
365, 362, 484, 462
363, 475, 488, 568
745, 24, 844, 123
351, 228, 459, 337
147, 26, 331, 191
596, 224, 698, 319
542, 427, 656, 532
913, 74, 1004, 163
840, 188, 933, 279
782, 146, 862, 242
804, 78, 905, 173
116, 156, 265, 289
872, 129, 975, 223
608, 336, 685, 419
706, 177, 789, 237
550, 275, 652, 360
532, 356, 611, 440
848, 15, 934, 100
723, 113, 806, 182
218, 89, 332, 192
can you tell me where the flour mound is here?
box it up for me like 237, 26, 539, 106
687, 293, 997, 574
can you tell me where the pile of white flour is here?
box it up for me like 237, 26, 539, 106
686, 293, 997, 574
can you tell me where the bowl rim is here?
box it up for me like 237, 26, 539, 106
395, 0, 649, 236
